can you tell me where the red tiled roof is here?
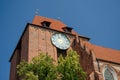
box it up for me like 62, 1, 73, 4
32, 15, 76, 34
83, 41, 120, 64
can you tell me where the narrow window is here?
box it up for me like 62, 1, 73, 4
57, 48, 67, 58
103, 66, 118, 80
63, 26, 72, 33
73, 38, 76, 46
41, 21, 51, 27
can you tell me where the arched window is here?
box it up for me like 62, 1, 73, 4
103, 65, 118, 80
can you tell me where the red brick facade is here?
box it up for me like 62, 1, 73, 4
9, 16, 120, 80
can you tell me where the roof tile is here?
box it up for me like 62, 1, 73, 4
83, 41, 120, 64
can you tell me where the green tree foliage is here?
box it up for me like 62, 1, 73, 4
17, 50, 86, 80
57, 51, 86, 80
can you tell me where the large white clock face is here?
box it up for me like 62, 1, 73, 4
51, 33, 70, 50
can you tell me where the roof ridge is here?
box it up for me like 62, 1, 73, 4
34, 15, 65, 24
92, 44, 120, 52
83, 41, 120, 52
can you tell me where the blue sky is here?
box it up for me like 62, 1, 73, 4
0, 0, 120, 80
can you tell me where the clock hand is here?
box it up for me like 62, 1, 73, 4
58, 34, 61, 39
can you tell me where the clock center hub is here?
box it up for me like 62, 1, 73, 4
58, 39, 63, 44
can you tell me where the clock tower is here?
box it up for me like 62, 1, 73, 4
9, 15, 84, 80
9, 15, 120, 80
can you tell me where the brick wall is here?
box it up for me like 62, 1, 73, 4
71, 37, 95, 80
21, 27, 29, 61
28, 25, 75, 62
10, 49, 20, 80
